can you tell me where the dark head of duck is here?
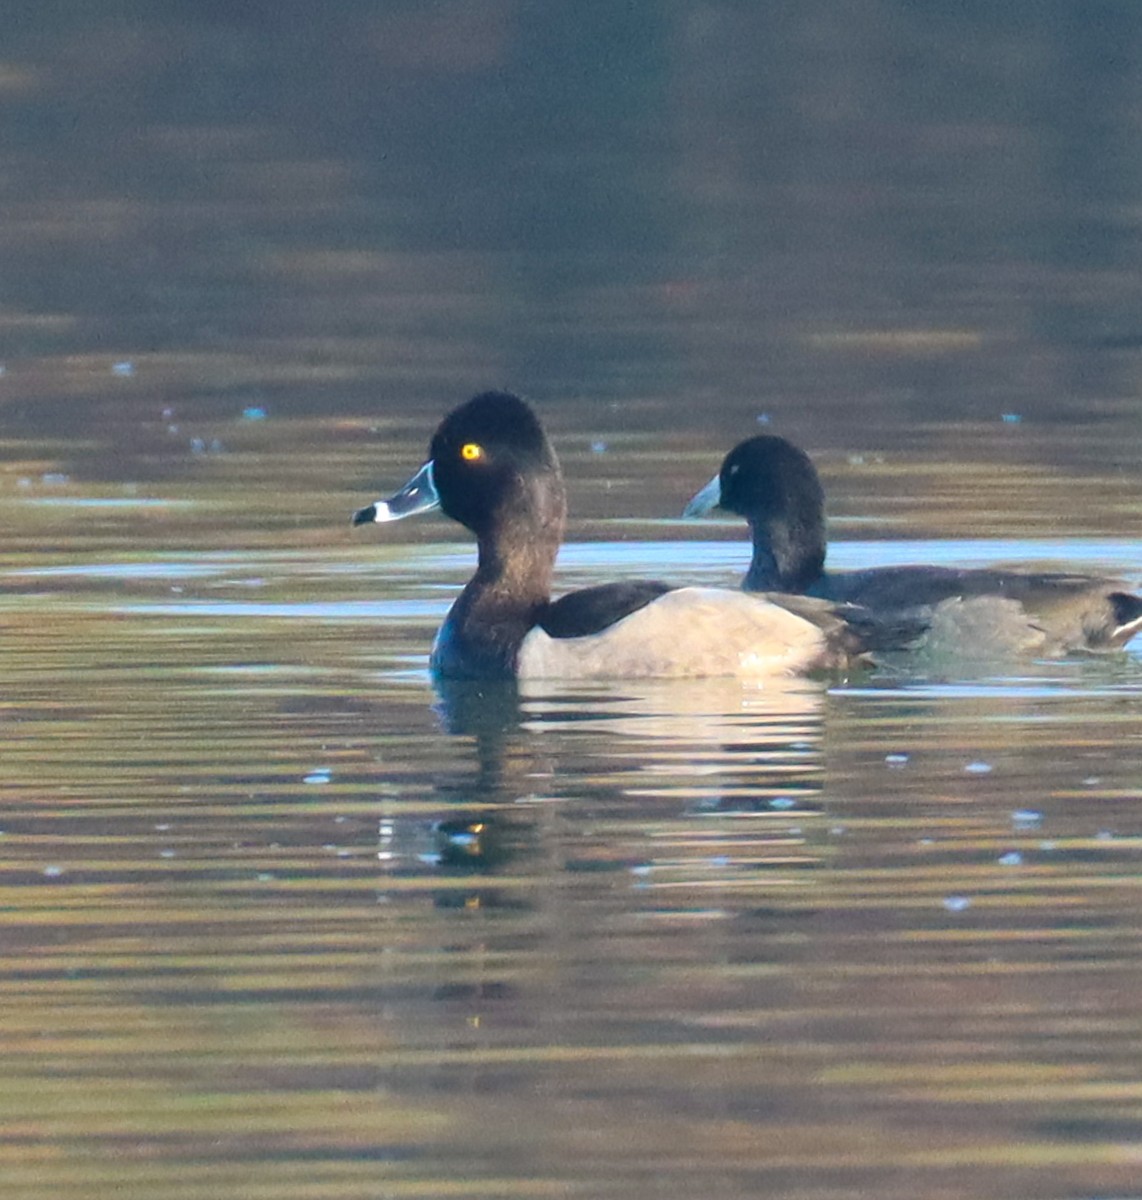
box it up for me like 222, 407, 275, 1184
711, 435, 827, 592
430, 391, 567, 595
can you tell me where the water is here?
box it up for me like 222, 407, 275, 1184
3, 535, 1140, 1199
3, 5, 1142, 1199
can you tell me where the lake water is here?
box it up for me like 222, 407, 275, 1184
2, 5, 1142, 1199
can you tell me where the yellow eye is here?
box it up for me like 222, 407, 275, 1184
460, 442, 483, 461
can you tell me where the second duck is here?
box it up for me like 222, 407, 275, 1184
685, 434, 1142, 654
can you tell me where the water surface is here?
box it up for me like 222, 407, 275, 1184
2, 535, 1140, 1199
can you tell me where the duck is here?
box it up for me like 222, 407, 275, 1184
351, 392, 923, 681
684, 434, 1142, 654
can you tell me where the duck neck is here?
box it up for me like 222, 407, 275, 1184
471, 520, 559, 613
435, 500, 565, 679
744, 512, 826, 593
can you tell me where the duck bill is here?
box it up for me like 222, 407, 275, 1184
352, 460, 440, 525
682, 473, 722, 518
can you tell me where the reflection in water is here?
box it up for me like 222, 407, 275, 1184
419, 674, 830, 916
519, 675, 825, 813
432, 676, 525, 738
0, 540, 1140, 1200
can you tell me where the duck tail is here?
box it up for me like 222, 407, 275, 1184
1107, 591, 1142, 647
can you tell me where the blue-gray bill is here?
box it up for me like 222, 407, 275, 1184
352, 460, 440, 525
682, 473, 722, 518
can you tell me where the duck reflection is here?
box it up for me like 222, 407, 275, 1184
381, 674, 833, 918
431, 677, 525, 738
518, 675, 826, 816
430, 673, 828, 814
374, 677, 538, 911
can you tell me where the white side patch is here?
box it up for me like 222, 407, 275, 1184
516, 587, 832, 680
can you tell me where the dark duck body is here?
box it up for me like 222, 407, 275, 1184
353, 393, 922, 681
685, 435, 1142, 654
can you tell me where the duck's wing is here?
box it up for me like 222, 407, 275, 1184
539, 581, 674, 638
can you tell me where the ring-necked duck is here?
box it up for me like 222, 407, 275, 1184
352, 392, 923, 680
684, 434, 1142, 653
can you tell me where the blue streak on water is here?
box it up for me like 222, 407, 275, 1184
6, 562, 231, 580
5, 538, 1139, 582
559, 537, 1141, 578
114, 600, 444, 620
19, 497, 196, 508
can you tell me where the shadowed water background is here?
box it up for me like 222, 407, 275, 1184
2, 5, 1142, 1199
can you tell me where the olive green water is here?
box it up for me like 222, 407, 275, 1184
2, 6, 1142, 1199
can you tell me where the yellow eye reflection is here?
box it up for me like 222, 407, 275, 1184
460, 442, 484, 461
